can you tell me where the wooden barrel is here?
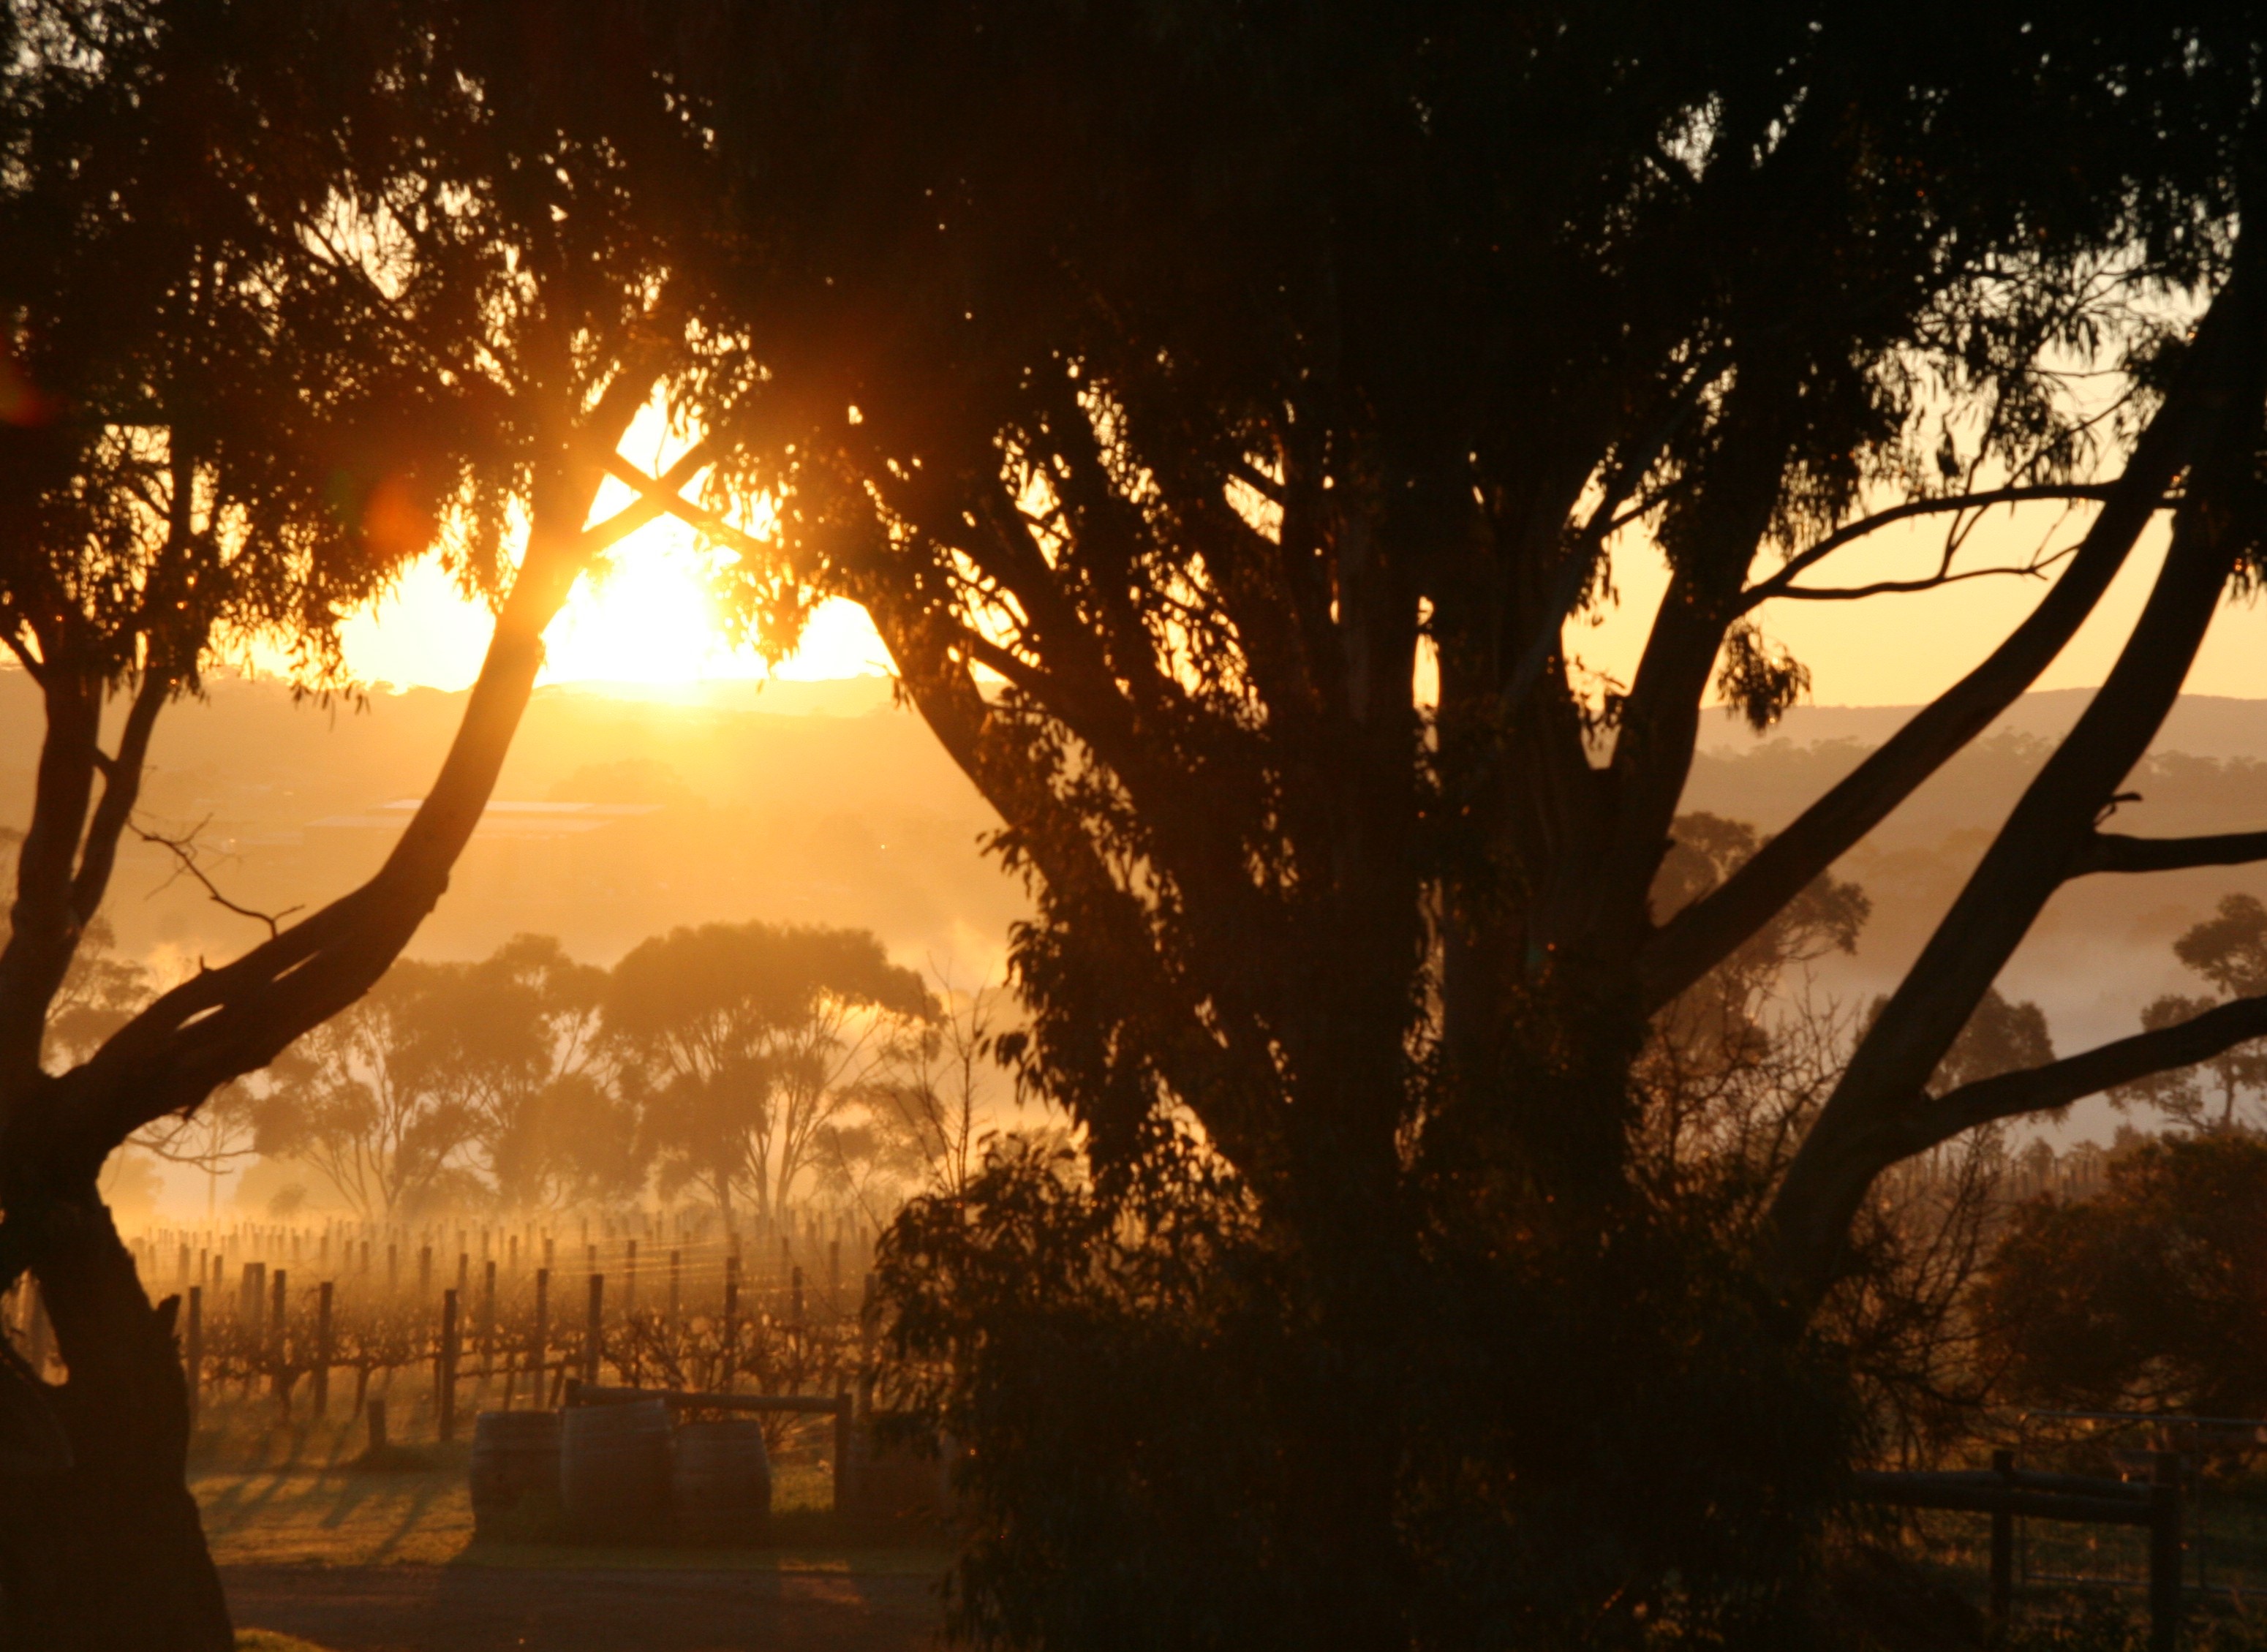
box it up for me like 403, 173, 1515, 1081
670, 1419, 772, 1544
559, 1398, 672, 1540
469, 1410, 561, 1530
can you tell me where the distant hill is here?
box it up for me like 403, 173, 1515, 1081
1697, 687, 2267, 762
0, 668, 1021, 978
12, 667, 2267, 1079
1683, 693, 2267, 1061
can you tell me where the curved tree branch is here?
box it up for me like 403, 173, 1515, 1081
1762, 227, 2267, 1310
1740, 483, 2124, 608
5, 396, 673, 1202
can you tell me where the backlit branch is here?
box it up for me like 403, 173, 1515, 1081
2070, 828, 2267, 877
1739, 483, 2127, 608
1636, 254, 2263, 1014
1911, 993, 2267, 1145
132, 816, 302, 939
1761, 549, 2072, 604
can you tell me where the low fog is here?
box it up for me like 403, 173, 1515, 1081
30, 668, 2267, 1215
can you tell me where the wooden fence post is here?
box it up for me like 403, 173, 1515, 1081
184, 1285, 202, 1428
722, 1256, 739, 1394
270, 1268, 289, 1408
1989, 1449, 2015, 1622
668, 1250, 680, 1325
482, 1260, 497, 1371
532, 1267, 550, 1407
832, 1388, 853, 1519
438, 1288, 459, 1443
2150, 1451, 2183, 1652
584, 1273, 603, 1386
312, 1282, 332, 1419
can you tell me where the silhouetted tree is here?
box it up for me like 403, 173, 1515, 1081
399, 935, 635, 1213
2112, 894, 2267, 1125
597, 4, 2267, 1640
249, 966, 477, 1218
608, 920, 935, 1225
0, 1, 720, 1639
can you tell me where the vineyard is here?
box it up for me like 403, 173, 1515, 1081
4, 1210, 883, 1450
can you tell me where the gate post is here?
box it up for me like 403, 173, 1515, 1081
1989, 1449, 2015, 1621
2149, 1451, 2184, 1652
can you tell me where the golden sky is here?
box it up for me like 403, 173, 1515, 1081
339, 491, 2267, 707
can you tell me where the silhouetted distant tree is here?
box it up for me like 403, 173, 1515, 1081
249, 965, 478, 1218
2112, 894, 2267, 1125
399, 935, 636, 1214
608, 920, 935, 1226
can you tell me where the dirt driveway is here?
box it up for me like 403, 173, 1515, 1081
224, 1564, 943, 1652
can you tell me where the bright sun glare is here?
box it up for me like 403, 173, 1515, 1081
333, 432, 893, 693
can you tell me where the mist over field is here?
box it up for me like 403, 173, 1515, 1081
40, 668, 2267, 1215
1688, 690, 2267, 1085
0, 670, 1024, 979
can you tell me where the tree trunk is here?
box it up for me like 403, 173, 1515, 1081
0, 1190, 230, 1651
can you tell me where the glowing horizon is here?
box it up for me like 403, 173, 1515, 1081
328, 480, 2267, 708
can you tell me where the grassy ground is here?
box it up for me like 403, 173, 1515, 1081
192, 1389, 933, 1574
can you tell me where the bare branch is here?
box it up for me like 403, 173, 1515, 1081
2070, 828, 2267, 877
597, 448, 755, 552
131, 817, 303, 939
69, 669, 172, 927
1740, 483, 2130, 608
582, 442, 714, 554
1912, 993, 2267, 1144
1761, 554, 2068, 604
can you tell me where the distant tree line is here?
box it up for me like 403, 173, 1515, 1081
83, 921, 1000, 1227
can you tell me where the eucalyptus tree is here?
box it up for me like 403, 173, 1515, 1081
602, 2, 2267, 1641
410, 934, 632, 1214
0, 1, 720, 1642
607, 920, 935, 1226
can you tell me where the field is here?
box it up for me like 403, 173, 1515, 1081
191, 1394, 948, 1652
192, 1400, 848, 1569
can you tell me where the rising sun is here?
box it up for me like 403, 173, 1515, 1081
335, 499, 891, 694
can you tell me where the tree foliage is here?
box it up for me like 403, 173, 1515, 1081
608, 919, 935, 1222
557, 3, 2267, 1642
1976, 1131, 2267, 1418
0, 0, 731, 1637
2112, 894, 2267, 1126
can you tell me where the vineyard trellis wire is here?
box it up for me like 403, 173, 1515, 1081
3, 1205, 885, 1447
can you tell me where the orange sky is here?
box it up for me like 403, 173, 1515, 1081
338, 489, 2267, 707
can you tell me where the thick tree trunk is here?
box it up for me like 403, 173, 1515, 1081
0, 1190, 230, 1651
